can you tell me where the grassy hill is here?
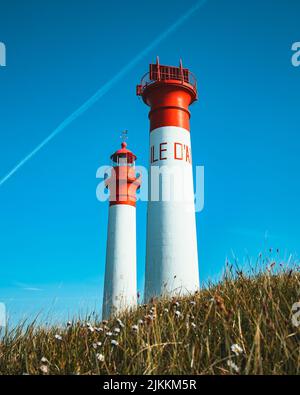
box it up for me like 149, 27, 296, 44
0, 265, 300, 375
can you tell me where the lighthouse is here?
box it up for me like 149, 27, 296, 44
137, 58, 199, 301
102, 141, 141, 319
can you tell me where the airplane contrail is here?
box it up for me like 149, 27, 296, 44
0, 0, 207, 187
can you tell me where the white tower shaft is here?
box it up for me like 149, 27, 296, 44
145, 126, 199, 300
103, 204, 137, 319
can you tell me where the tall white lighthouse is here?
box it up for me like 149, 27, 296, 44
102, 141, 141, 319
137, 59, 199, 301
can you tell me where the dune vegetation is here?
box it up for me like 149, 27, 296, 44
0, 261, 300, 375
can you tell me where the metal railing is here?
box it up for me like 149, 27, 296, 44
137, 66, 197, 96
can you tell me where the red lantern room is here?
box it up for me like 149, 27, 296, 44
106, 142, 141, 207
110, 141, 137, 167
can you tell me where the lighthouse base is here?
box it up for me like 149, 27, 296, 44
144, 200, 199, 301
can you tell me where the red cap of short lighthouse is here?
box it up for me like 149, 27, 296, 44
102, 142, 140, 319
137, 58, 200, 300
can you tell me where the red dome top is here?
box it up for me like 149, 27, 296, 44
110, 142, 137, 164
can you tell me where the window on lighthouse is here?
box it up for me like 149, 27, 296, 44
111, 154, 135, 167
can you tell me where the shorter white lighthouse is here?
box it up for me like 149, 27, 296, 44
102, 141, 141, 320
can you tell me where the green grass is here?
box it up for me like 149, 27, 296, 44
1, 264, 300, 375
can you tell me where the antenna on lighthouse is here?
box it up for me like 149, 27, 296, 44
120, 129, 128, 143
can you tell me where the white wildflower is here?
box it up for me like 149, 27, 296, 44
40, 364, 49, 374
111, 339, 119, 346
145, 314, 154, 321
190, 301, 196, 306
113, 327, 121, 334
191, 322, 197, 329
117, 319, 125, 328
231, 344, 243, 356
40, 357, 49, 364
92, 342, 102, 349
175, 310, 181, 317
131, 325, 138, 332
138, 319, 144, 325
67, 321, 72, 327
106, 331, 113, 337
54, 334, 62, 341
164, 308, 169, 313
227, 360, 240, 373
95, 327, 104, 333
96, 353, 105, 362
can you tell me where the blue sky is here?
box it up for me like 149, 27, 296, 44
0, 0, 299, 325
